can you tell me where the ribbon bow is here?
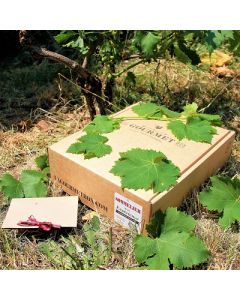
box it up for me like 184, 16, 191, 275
17, 215, 61, 231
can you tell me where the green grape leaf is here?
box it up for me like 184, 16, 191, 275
0, 173, 24, 199
134, 208, 209, 270
35, 154, 49, 170
84, 115, 121, 134
182, 103, 198, 117
145, 210, 165, 238
178, 41, 201, 65
141, 32, 160, 57
159, 105, 181, 118
168, 118, 216, 143
54, 31, 78, 44
181, 103, 221, 126
65, 36, 84, 49
67, 134, 112, 159
205, 30, 233, 54
196, 113, 222, 126
174, 45, 192, 64
20, 170, 48, 198
199, 176, 240, 228
132, 102, 162, 118
110, 149, 180, 193
132, 103, 180, 119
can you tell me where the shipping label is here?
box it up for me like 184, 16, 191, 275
114, 192, 143, 233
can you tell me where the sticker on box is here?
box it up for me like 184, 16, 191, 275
114, 192, 143, 233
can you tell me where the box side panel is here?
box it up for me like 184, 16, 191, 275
151, 131, 235, 213
48, 148, 152, 232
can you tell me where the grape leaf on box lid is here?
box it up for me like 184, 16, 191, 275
84, 115, 121, 134
0, 174, 24, 199
199, 176, 240, 228
67, 134, 112, 159
110, 148, 180, 193
20, 170, 48, 198
181, 103, 198, 117
132, 102, 162, 118
167, 117, 216, 143
134, 208, 209, 270
181, 103, 221, 125
132, 102, 180, 119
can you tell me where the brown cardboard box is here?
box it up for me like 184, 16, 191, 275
48, 103, 235, 233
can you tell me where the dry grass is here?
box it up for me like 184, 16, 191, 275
0, 58, 239, 270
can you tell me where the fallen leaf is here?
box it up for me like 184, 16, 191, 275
82, 211, 97, 221
210, 66, 239, 78
35, 120, 50, 131
200, 50, 233, 67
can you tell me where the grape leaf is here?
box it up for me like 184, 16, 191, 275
196, 113, 222, 126
199, 176, 240, 228
174, 45, 192, 64
35, 154, 49, 170
0, 173, 24, 199
67, 134, 112, 159
132, 102, 162, 118
167, 118, 216, 143
110, 148, 180, 193
134, 208, 209, 270
181, 103, 221, 125
140, 32, 160, 58
145, 210, 165, 238
20, 170, 48, 197
132, 102, 180, 119
84, 115, 121, 134
181, 103, 198, 117
54, 31, 78, 44
159, 105, 180, 118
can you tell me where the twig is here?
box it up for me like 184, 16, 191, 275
58, 73, 121, 111
199, 74, 239, 113
114, 59, 145, 77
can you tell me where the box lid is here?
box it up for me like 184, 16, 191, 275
49, 104, 232, 202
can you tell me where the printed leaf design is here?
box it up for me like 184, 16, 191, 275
20, 170, 48, 198
167, 118, 216, 143
199, 176, 240, 228
110, 148, 180, 193
67, 134, 112, 159
0, 174, 24, 199
84, 115, 121, 134
134, 208, 209, 270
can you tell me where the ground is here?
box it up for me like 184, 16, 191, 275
0, 57, 239, 269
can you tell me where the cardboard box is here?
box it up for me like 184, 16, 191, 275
48, 104, 235, 233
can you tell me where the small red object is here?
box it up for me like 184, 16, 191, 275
17, 215, 61, 231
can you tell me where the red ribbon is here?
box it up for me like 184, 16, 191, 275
17, 215, 61, 231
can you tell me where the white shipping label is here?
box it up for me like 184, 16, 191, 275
114, 192, 143, 233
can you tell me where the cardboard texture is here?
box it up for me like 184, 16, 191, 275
48, 103, 235, 233
2, 196, 78, 229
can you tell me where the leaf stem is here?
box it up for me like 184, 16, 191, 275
113, 59, 145, 77
112, 116, 187, 122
